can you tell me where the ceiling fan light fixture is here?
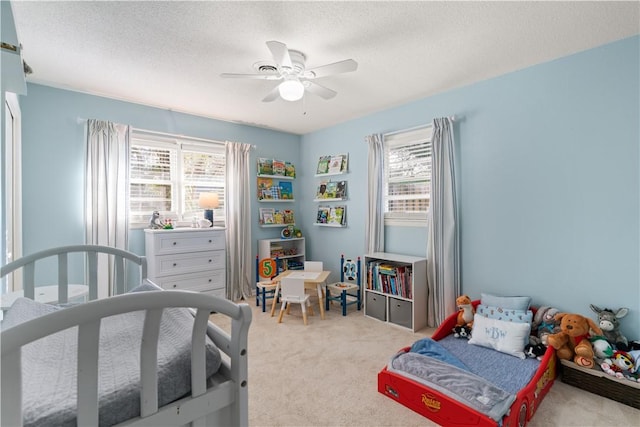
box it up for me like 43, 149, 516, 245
278, 75, 304, 101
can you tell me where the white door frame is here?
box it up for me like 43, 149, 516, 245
4, 92, 23, 292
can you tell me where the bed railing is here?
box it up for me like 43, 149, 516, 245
1, 244, 147, 301
0, 291, 252, 427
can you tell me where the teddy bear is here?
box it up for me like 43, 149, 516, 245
547, 312, 603, 369
456, 295, 475, 327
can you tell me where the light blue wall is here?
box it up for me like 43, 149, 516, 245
14, 36, 639, 338
301, 36, 639, 338
18, 84, 300, 280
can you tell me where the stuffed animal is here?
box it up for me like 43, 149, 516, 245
524, 343, 547, 361
590, 335, 614, 361
149, 211, 164, 229
452, 324, 472, 339
532, 306, 562, 346
600, 350, 634, 380
589, 304, 629, 351
547, 312, 603, 368
456, 295, 475, 327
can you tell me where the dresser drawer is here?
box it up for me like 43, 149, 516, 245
153, 250, 224, 276
151, 230, 225, 255
155, 270, 225, 293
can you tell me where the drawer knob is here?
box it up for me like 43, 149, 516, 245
173, 263, 177, 267
172, 284, 177, 288
173, 242, 177, 245
208, 259, 212, 263
208, 279, 212, 282
209, 239, 212, 243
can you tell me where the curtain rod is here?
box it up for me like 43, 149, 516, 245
383, 116, 455, 137
132, 126, 256, 149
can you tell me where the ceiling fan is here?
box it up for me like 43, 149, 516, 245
220, 41, 357, 102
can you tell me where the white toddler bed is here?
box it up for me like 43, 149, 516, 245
1, 245, 251, 427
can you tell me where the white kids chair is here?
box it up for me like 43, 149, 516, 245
277, 277, 314, 325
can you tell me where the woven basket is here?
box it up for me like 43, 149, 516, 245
560, 359, 640, 409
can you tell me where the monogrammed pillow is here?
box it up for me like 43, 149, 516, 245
468, 313, 530, 359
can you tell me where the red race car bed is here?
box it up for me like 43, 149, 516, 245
378, 301, 556, 427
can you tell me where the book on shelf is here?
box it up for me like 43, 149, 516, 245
328, 154, 347, 174
316, 155, 330, 174
325, 181, 338, 198
259, 207, 275, 224
285, 161, 296, 178
335, 180, 347, 199
366, 259, 413, 298
278, 181, 294, 199
257, 158, 273, 175
316, 182, 328, 199
272, 159, 286, 176
316, 206, 330, 224
257, 177, 273, 200
328, 206, 346, 225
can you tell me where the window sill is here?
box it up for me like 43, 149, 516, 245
384, 218, 428, 228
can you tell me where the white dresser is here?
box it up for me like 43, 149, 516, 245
144, 227, 226, 298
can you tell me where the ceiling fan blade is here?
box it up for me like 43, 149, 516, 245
220, 73, 281, 80
304, 59, 358, 79
266, 40, 292, 69
304, 81, 337, 100
262, 85, 281, 102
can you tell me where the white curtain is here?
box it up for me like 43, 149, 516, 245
426, 117, 460, 327
225, 141, 253, 301
85, 119, 130, 298
365, 133, 385, 254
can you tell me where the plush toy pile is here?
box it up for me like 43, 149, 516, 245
449, 295, 639, 382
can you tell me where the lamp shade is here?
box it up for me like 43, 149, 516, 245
278, 76, 304, 101
198, 192, 219, 209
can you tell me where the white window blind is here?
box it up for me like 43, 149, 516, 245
129, 132, 225, 226
384, 125, 432, 225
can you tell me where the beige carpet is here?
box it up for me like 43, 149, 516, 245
211, 297, 639, 427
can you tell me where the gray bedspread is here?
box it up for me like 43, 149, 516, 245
1, 296, 222, 427
388, 338, 517, 422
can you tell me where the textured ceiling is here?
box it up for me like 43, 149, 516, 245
10, 1, 640, 135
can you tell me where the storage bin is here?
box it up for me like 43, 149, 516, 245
366, 292, 386, 321
388, 297, 412, 329
560, 359, 640, 409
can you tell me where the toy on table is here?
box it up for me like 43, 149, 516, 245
547, 312, 603, 369
455, 295, 475, 327
531, 306, 562, 346
589, 304, 630, 351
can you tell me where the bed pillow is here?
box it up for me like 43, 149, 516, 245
481, 293, 531, 311
468, 314, 530, 359
475, 303, 533, 324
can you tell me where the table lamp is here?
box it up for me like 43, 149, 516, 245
198, 192, 219, 226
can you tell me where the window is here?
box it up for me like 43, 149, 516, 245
129, 131, 225, 226
383, 125, 432, 226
